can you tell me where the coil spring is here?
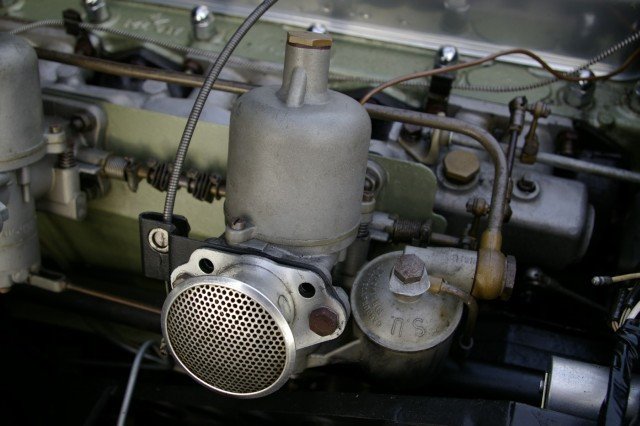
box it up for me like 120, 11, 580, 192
103, 156, 128, 180
392, 218, 423, 240
147, 161, 173, 192
187, 171, 221, 203
357, 222, 370, 239
57, 148, 76, 169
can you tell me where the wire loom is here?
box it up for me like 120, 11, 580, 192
600, 319, 640, 425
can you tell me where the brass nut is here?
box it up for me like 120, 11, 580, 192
443, 150, 480, 184
287, 31, 332, 48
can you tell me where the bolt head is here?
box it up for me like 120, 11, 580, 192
192, 5, 212, 23
84, 0, 110, 22
390, 255, 430, 298
309, 307, 338, 337
443, 150, 480, 184
393, 254, 425, 284
517, 174, 537, 193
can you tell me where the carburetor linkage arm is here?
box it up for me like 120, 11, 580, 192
365, 104, 511, 299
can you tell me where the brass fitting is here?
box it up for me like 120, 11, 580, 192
287, 31, 332, 49
471, 229, 506, 300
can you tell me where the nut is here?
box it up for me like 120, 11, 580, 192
393, 254, 425, 284
287, 31, 332, 49
309, 307, 338, 337
466, 197, 489, 216
517, 174, 537, 193
443, 150, 480, 184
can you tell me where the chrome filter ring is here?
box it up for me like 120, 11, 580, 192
161, 276, 296, 398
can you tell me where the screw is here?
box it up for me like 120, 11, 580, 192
230, 217, 246, 231
393, 254, 425, 284
309, 307, 338, 337
517, 174, 537, 193
148, 228, 169, 253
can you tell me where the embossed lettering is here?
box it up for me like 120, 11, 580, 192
390, 317, 404, 337
413, 318, 425, 337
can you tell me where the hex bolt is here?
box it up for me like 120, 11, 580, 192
393, 254, 425, 284
148, 228, 169, 253
230, 217, 246, 231
191, 5, 216, 41
309, 307, 339, 337
517, 174, 537, 193
83, 0, 110, 23
443, 150, 480, 184
362, 190, 375, 202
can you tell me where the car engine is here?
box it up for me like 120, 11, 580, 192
1, 0, 640, 424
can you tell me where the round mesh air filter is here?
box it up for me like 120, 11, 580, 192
162, 276, 296, 398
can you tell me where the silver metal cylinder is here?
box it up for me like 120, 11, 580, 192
351, 252, 463, 384
191, 5, 215, 41
0, 35, 44, 290
0, 34, 45, 173
224, 31, 371, 253
543, 356, 640, 421
564, 69, 595, 108
83, 0, 110, 23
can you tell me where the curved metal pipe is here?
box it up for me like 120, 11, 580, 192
438, 281, 478, 348
364, 104, 508, 234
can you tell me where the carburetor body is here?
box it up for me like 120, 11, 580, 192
160, 31, 371, 398
0, 33, 44, 289
224, 32, 371, 253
